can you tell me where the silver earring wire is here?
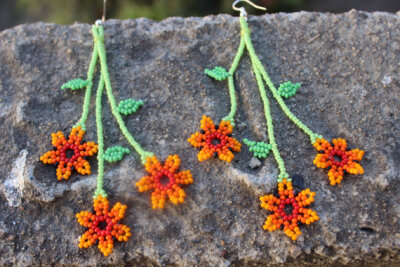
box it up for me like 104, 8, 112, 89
102, 0, 107, 22
96, 0, 107, 27
232, 0, 266, 18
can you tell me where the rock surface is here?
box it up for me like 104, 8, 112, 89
249, 157, 262, 170
0, 10, 399, 266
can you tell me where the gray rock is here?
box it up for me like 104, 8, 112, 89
3, 149, 28, 207
249, 157, 262, 169
0, 11, 399, 266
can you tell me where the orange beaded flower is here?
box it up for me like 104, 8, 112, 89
188, 115, 241, 162
260, 179, 319, 241
313, 138, 364, 186
40, 126, 98, 180
76, 195, 131, 256
136, 155, 193, 209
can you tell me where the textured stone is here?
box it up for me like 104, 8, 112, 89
249, 157, 262, 169
0, 11, 399, 266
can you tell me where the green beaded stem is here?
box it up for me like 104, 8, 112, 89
239, 17, 322, 144
75, 40, 99, 130
246, 44, 289, 181
94, 74, 107, 198
93, 25, 154, 164
222, 37, 246, 125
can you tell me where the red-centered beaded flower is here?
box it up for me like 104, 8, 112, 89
136, 155, 193, 209
260, 179, 319, 241
188, 115, 241, 162
313, 138, 364, 186
40, 126, 98, 180
76, 195, 131, 256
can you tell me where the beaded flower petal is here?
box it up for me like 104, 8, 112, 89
40, 126, 98, 180
313, 138, 364, 185
76, 195, 131, 256
260, 179, 319, 241
188, 115, 241, 162
136, 155, 193, 209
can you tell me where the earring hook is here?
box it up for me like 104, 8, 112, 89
96, 0, 107, 27
232, 0, 266, 18
102, 0, 107, 22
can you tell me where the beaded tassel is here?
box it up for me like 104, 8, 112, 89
205, 15, 321, 240
212, 12, 365, 239
188, 36, 246, 162
40, 21, 193, 256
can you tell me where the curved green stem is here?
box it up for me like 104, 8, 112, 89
247, 45, 289, 182
229, 37, 245, 76
239, 17, 323, 144
223, 38, 246, 125
93, 25, 154, 164
94, 74, 107, 198
75, 42, 99, 130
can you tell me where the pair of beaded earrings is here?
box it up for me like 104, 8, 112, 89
39, 0, 364, 256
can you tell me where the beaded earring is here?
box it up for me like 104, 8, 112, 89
39, 19, 193, 256
195, 0, 365, 240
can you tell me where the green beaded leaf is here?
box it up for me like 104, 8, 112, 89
204, 66, 230, 81
243, 139, 272, 159
61, 79, 92, 90
117, 99, 144, 115
103, 146, 130, 163
278, 81, 301, 99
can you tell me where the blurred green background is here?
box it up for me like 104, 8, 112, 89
1, 0, 399, 30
